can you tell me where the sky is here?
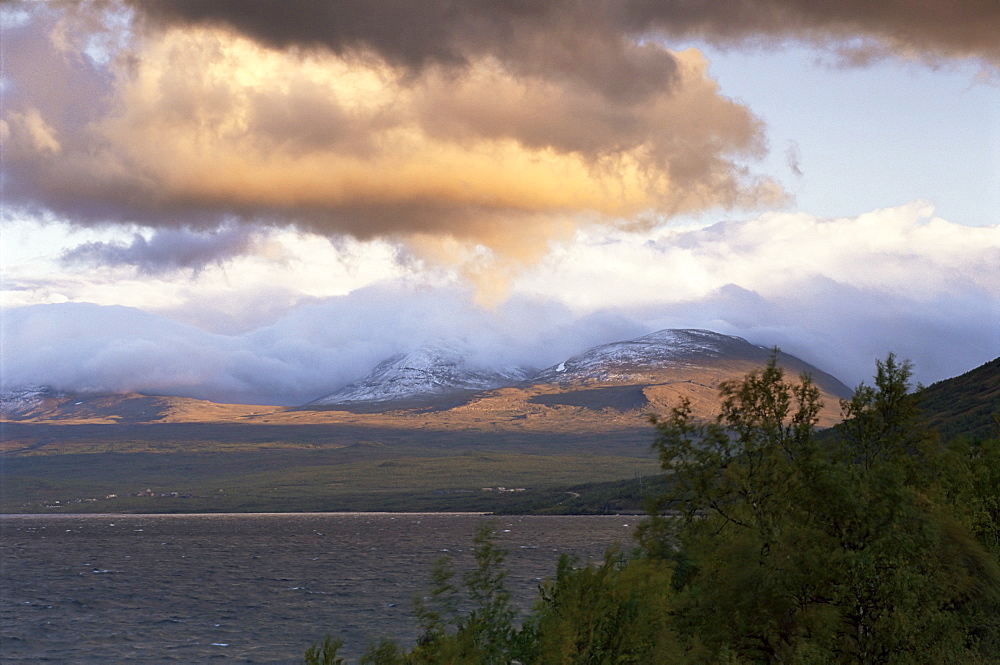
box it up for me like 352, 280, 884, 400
1, 0, 998, 405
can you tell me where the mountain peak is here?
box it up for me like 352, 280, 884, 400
533, 328, 767, 385
307, 341, 534, 409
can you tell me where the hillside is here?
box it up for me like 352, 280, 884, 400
918, 357, 1000, 441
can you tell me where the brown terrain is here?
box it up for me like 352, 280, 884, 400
1, 358, 850, 435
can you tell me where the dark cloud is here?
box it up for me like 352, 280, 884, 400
0, 0, 778, 258
131, 1, 682, 103
626, 0, 1000, 65
60, 225, 261, 274
134, 0, 1000, 72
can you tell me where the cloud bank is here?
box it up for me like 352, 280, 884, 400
135, 0, 1000, 70
2, 1, 783, 266
7, 0, 995, 264
3, 205, 996, 404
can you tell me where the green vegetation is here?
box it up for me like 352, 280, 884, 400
916, 356, 1000, 442
0, 425, 658, 514
306, 354, 1000, 663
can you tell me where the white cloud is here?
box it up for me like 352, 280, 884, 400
517, 201, 998, 310
1, 218, 413, 330
2, 203, 997, 403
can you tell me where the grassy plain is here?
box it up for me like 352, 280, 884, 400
0, 422, 660, 513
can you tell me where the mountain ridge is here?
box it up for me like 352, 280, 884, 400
1, 328, 852, 429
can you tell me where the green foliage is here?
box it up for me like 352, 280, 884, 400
407, 521, 519, 665
837, 353, 923, 469
304, 635, 346, 665
916, 356, 1000, 442
412, 555, 461, 649
525, 550, 679, 664
966, 435, 1000, 553
647, 352, 1000, 663
462, 522, 518, 663
358, 639, 406, 665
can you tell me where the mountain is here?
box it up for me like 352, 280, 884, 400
511, 329, 851, 428
2, 329, 852, 429
304, 329, 851, 422
918, 357, 1000, 441
533, 329, 848, 395
307, 342, 536, 411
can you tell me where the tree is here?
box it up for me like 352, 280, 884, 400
304, 636, 346, 665
644, 353, 1000, 663
525, 549, 678, 664
406, 520, 519, 665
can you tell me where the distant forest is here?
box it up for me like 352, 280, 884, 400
305, 354, 1000, 664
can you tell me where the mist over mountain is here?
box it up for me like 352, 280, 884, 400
3, 327, 853, 431
4, 204, 998, 407
0, 387, 65, 419
308, 342, 536, 410
303, 329, 851, 413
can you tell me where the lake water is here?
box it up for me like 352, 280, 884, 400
1, 513, 640, 663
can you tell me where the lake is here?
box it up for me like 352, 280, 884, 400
1, 512, 640, 663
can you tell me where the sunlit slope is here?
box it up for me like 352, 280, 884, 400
2, 329, 851, 430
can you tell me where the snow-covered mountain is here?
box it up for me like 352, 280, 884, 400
308, 342, 536, 409
306, 329, 851, 412
533, 329, 773, 384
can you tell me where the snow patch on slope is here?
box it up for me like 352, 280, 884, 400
0, 386, 64, 417
533, 329, 765, 384
309, 342, 535, 406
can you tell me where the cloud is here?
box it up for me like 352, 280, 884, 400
628, 1, 1000, 67
2, 4, 995, 401
8, 1, 994, 278
2, 220, 411, 331
0, 288, 644, 405
134, 0, 1000, 70
3, 204, 997, 403
5, 107, 61, 153
513, 202, 1000, 385
517, 202, 999, 309
60, 224, 262, 274
2, 1, 781, 268
4, 2, 996, 265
